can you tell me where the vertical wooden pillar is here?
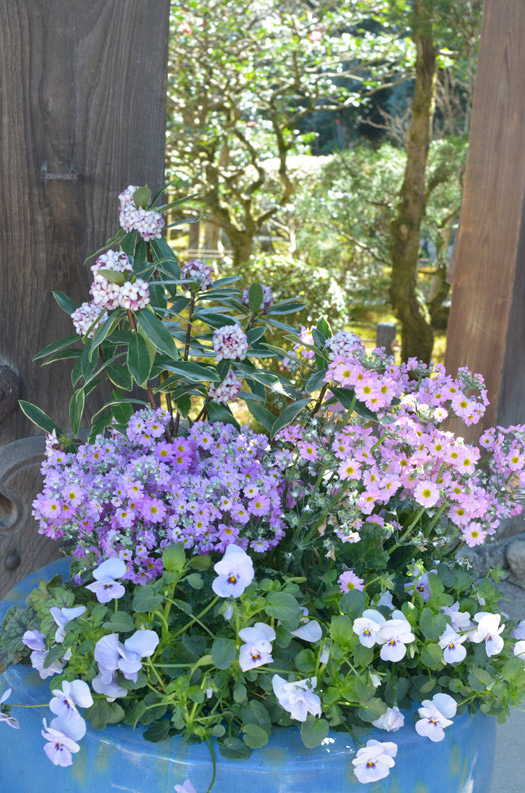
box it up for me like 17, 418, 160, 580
445, 0, 525, 439
0, 0, 170, 595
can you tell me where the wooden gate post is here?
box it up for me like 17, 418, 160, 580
0, 0, 170, 596
445, 0, 525, 439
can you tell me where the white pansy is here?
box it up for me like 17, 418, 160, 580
371, 706, 405, 732
353, 609, 386, 648
352, 739, 397, 784
272, 675, 322, 722
440, 602, 473, 633
377, 617, 415, 662
50, 605, 86, 643
470, 612, 505, 657
439, 629, 467, 664
415, 693, 457, 742
212, 545, 254, 598
238, 622, 275, 671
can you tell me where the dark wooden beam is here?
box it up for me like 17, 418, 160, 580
445, 0, 525, 439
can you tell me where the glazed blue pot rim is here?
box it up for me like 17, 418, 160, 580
0, 557, 491, 771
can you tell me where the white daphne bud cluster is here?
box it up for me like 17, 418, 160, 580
212, 324, 248, 362
180, 258, 213, 290
208, 369, 242, 404
90, 250, 150, 311
71, 301, 107, 338
118, 185, 164, 241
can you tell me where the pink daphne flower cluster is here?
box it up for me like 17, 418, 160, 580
212, 324, 248, 362
208, 369, 243, 404
33, 412, 288, 581
71, 301, 107, 338
118, 185, 165, 241
180, 258, 213, 291
90, 250, 150, 311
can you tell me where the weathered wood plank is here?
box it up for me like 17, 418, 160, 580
0, 0, 170, 444
0, 0, 170, 595
445, 0, 525, 438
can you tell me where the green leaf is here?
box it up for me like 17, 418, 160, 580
246, 326, 267, 345
188, 555, 211, 571
246, 402, 275, 433
421, 643, 444, 670
233, 682, 247, 703
52, 290, 77, 315
185, 573, 204, 589
330, 615, 354, 645
211, 637, 237, 669
265, 592, 300, 629
241, 699, 271, 730
305, 368, 328, 393
69, 388, 85, 437
270, 398, 311, 438
133, 186, 152, 208
128, 332, 154, 387
132, 585, 164, 612
143, 719, 171, 743
162, 543, 186, 573
18, 401, 63, 435
104, 611, 135, 633
339, 589, 366, 619
97, 268, 127, 285
33, 335, 80, 361
242, 723, 269, 749
89, 699, 110, 730
43, 643, 64, 669
219, 736, 252, 761
106, 363, 133, 391
419, 608, 447, 640
206, 401, 240, 428
41, 348, 83, 365
136, 308, 178, 358
300, 717, 329, 748
248, 283, 264, 313
164, 361, 220, 382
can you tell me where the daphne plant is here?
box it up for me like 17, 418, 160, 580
2, 186, 525, 792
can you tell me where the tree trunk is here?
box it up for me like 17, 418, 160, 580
389, 0, 437, 363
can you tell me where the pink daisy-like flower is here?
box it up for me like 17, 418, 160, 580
414, 480, 440, 508
338, 570, 365, 593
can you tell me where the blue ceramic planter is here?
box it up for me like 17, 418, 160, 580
0, 560, 496, 793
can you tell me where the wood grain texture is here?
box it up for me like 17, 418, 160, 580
0, 0, 170, 444
445, 0, 525, 439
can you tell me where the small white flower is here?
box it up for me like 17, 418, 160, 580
513, 619, 525, 641
415, 693, 457, 742
238, 623, 275, 671
291, 620, 323, 643
470, 612, 505, 656
439, 629, 467, 664
371, 706, 404, 732
440, 602, 473, 633
513, 640, 525, 660
174, 780, 197, 793
353, 609, 386, 648
352, 739, 397, 784
212, 545, 254, 598
0, 689, 19, 730
272, 675, 322, 722
377, 617, 415, 662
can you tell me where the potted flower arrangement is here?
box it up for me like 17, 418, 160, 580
1, 185, 525, 793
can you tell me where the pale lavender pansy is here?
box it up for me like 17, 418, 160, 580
212, 545, 254, 598
470, 612, 505, 656
291, 620, 323, 643
50, 605, 86, 643
94, 630, 159, 682
85, 557, 127, 603
513, 639, 525, 660
238, 623, 275, 671
22, 630, 64, 679
415, 693, 457, 742
41, 718, 80, 767
92, 669, 127, 701
513, 619, 525, 641
377, 615, 415, 662
439, 629, 467, 664
440, 602, 473, 633
272, 675, 322, 722
371, 706, 405, 732
353, 609, 386, 648
352, 739, 397, 784
0, 689, 19, 729
49, 680, 93, 741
